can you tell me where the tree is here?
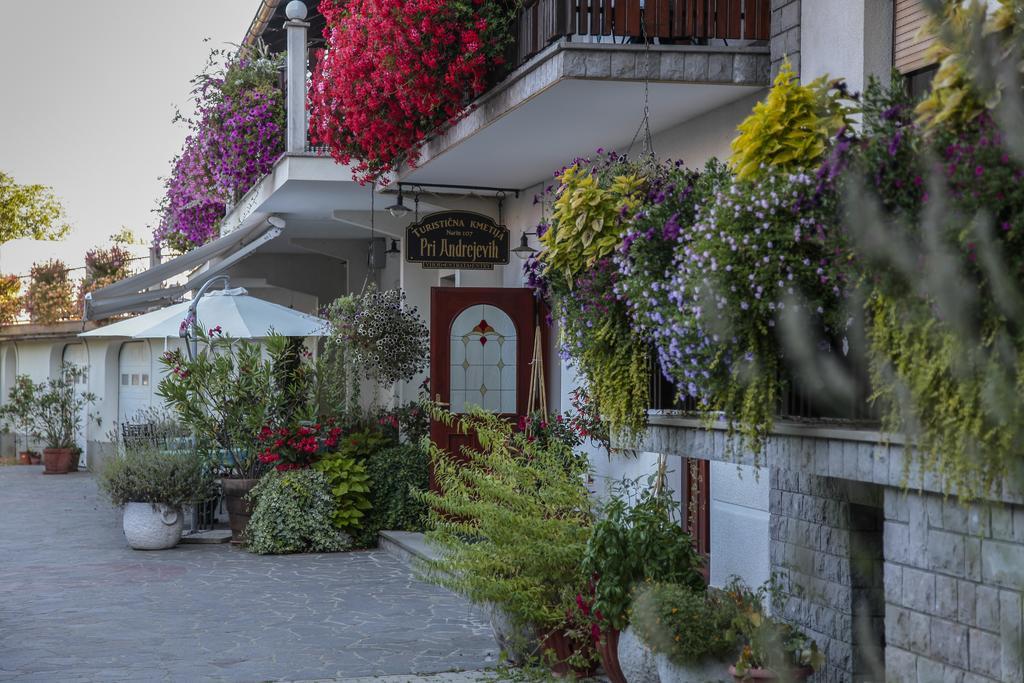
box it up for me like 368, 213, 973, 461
0, 171, 71, 243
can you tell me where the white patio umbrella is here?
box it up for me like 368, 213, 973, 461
79, 287, 327, 340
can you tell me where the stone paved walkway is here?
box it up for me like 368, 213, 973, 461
0, 466, 498, 682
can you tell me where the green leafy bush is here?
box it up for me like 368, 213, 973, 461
582, 481, 705, 631
245, 469, 351, 555
313, 451, 372, 530
630, 582, 746, 665
353, 444, 429, 548
98, 447, 215, 508
420, 407, 593, 631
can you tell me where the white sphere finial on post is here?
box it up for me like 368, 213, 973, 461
285, 1, 307, 21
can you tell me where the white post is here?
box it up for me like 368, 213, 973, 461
285, 1, 310, 154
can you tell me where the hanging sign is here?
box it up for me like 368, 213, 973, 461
405, 211, 509, 270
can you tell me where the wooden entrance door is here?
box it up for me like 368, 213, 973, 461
429, 287, 546, 481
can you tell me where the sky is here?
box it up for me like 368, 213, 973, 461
0, 0, 257, 275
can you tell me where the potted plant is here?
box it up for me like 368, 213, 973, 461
729, 616, 824, 682
157, 331, 316, 542
581, 479, 706, 683
631, 582, 750, 683
0, 374, 42, 465
98, 446, 216, 550
29, 365, 94, 475
419, 407, 597, 678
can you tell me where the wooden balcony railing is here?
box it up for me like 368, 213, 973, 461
514, 0, 772, 68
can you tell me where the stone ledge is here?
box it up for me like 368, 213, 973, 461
409, 40, 769, 176
642, 416, 1024, 506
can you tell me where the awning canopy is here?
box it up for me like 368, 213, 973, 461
84, 221, 280, 320
80, 287, 326, 339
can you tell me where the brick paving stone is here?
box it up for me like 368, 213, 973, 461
0, 467, 496, 682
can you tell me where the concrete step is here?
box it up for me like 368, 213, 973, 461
379, 530, 440, 564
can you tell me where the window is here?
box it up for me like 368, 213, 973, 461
906, 64, 939, 100
449, 304, 517, 413
895, 0, 938, 74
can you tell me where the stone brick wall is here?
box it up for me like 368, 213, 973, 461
884, 489, 1024, 683
771, 0, 801, 76
644, 415, 1024, 683
770, 469, 885, 683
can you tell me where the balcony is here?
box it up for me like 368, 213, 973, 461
401, 0, 772, 189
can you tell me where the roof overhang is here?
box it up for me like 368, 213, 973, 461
401, 41, 769, 189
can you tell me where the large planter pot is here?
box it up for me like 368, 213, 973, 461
122, 502, 184, 550
657, 652, 732, 683
222, 478, 259, 544
42, 448, 73, 475
598, 627, 627, 683
537, 627, 597, 679
488, 605, 539, 665
618, 625, 659, 683
727, 665, 814, 682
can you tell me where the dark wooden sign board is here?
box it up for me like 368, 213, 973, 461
405, 210, 510, 270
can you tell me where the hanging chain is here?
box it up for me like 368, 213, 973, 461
626, 11, 655, 161
362, 183, 376, 294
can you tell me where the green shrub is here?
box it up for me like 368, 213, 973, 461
630, 582, 746, 665
98, 446, 215, 508
582, 482, 705, 631
419, 407, 593, 632
353, 444, 430, 548
245, 469, 350, 555
312, 451, 372, 530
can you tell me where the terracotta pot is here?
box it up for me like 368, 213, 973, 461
728, 665, 815, 682
17, 452, 31, 465
222, 478, 259, 544
42, 448, 73, 475
537, 627, 597, 679
597, 627, 626, 683
28, 452, 41, 465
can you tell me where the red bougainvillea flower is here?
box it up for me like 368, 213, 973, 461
309, 0, 517, 183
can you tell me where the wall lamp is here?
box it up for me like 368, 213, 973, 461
512, 231, 539, 259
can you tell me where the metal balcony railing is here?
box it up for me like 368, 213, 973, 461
513, 0, 772, 69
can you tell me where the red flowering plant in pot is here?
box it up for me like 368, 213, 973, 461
309, 0, 519, 182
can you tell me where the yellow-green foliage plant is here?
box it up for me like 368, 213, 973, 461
541, 162, 645, 287
868, 293, 1023, 499
916, 0, 1023, 131
730, 59, 854, 180
418, 406, 593, 633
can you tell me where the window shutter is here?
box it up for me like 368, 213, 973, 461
895, 0, 938, 73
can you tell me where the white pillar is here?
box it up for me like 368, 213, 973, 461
284, 2, 310, 154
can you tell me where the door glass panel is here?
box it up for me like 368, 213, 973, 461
449, 304, 516, 413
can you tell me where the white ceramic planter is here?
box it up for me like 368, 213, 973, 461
655, 652, 732, 683
617, 625, 659, 683
487, 604, 538, 665
122, 502, 183, 550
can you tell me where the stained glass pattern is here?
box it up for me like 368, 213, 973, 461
449, 304, 517, 413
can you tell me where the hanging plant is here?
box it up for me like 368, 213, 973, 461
529, 152, 652, 443
155, 43, 285, 252
323, 285, 429, 388
0, 275, 21, 325
309, 0, 519, 183
23, 260, 76, 324
843, 72, 1024, 498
